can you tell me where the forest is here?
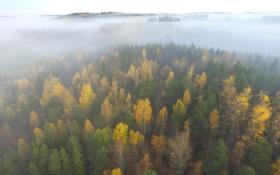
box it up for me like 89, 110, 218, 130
1, 43, 280, 175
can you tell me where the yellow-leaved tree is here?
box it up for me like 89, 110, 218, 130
112, 168, 122, 175
129, 130, 144, 147
40, 75, 77, 117
182, 88, 191, 109
134, 98, 152, 135
209, 108, 220, 130
250, 91, 271, 141
157, 106, 168, 133
79, 83, 96, 114
194, 72, 207, 91
127, 65, 139, 80
34, 127, 44, 143
139, 59, 155, 81
40, 75, 61, 107
113, 122, 129, 171
271, 158, 280, 175
236, 87, 252, 115
165, 71, 175, 85
187, 64, 195, 82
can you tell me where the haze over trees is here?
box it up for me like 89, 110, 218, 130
1, 43, 280, 175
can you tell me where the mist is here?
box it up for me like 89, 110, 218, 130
1, 12, 280, 74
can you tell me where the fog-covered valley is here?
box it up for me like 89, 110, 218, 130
0, 12, 280, 75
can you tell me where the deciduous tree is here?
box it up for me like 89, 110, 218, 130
134, 98, 152, 135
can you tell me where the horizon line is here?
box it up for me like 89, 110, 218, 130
1, 10, 280, 16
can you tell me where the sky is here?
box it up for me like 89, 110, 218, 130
0, 0, 279, 14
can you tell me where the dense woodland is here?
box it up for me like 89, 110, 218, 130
1, 43, 280, 175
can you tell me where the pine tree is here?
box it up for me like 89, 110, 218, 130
60, 147, 72, 175
205, 139, 228, 175
70, 136, 85, 175
48, 149, 61, 175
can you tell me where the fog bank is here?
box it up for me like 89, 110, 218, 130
0, 13, 280, 74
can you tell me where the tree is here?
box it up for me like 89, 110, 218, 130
18, 138, 30, 161
250, 91, 271, 141
40, 75, 61, 107
187, 64, 195, 82
157, 106, 168, 133
172, 99, 186, 130
182, 88, 191, 108
59, 148, 72, 175
209, 108, 220, 130
99, 76, 110, 96
113, 123, 129, 171
129, 130, 144, 146
33, 127, 44, 144
142, 48, 147, 59
79, 83, 96, 114
127, 65, 138, 79
28, 162, 40, 175
248, 139, 272, 175
134, 98, 152, 135
63, 90, 77, 116
267, 113, 280, 146
271, 158, 280, 175
45, 96, 64, 122
40, 78, 70, 117
238, 166, 255, 175
219, 76, 238, 141
70, 136, 85, 175
108, 80, 119, 105
165, 71, 174, 85
205, 139, 228, 175
101, 97, 114, 126
137, 80, 156, 105
139, 59, 155, 81
142, 170, 158, 175
29, 144, 48, 175
201, 49, 209, 62
191, 161, 203, 175
87, 127, 112, 175
29, 111, 39, 129
43, 122, 58, 147
48, 149, 61, 175
194, 72, 207, 90
112, 168, 122, 175
151, 134, 167, 171
56, 120, 68, 147
140, 153, 153, 172
83, 119, 94, 140
0, 152, 21, 175
151, 135, 167, 155
168, 130, 192, 175
236, 87, 252, 116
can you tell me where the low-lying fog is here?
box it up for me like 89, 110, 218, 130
0, 12, 280, 74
